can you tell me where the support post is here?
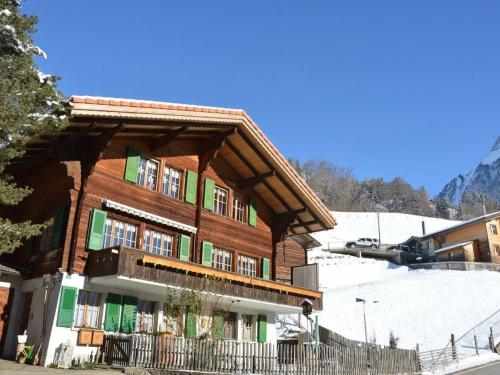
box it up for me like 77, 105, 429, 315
451, 334, 457, 361
474, 335, 479, 356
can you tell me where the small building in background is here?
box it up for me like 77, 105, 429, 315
419, 211, 500, 263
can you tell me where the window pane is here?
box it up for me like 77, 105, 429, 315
136, 300, 155, 333
152, 232, 162, 255
125, 224, 137, 248
103, 219, 113, 248
113, 221, 125, 246
144, 229, 151, 253
138, 158, 147, 186
162, 234, 173, 257
214, 187, 228, 216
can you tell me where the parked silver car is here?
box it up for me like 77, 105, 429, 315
346, 238, 379, 249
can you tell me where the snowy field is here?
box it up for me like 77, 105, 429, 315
307, 250, 500, 359
315, 211, 461, 248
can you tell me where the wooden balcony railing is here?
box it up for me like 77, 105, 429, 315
86, 246, 322, 310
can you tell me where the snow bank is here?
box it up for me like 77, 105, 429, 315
314, 211, 461, 248
307, 253, 500, 355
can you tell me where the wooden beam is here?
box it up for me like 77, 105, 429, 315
290, 220, 317, 229
236, 131, 325, 230
238, 171, 275, 190
198, 128, 237, 173
149, 126, 187, 151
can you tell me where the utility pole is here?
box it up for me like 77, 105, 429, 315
482, 193, 487, 216
377, 211, 382, 246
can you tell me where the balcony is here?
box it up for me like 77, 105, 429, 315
85, 246, 322, 312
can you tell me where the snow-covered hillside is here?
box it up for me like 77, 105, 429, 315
314, 211, 461, 248
308, 251, 500, 357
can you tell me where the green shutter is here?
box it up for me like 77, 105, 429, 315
179, 235, 191, 261
57, 286, 77, 327
262, 258, 270, 280
124, 146, 141, 183
104, 293, 122, 332
185, 170, 198, 204
257, 314, 267, 343
248, 196, 257, 227
213, 313, 224, 340
120, 295, 138, 334
203, 178, 215, 210
50, 207, 66, 249
87, 209, 107, 251
201, 241, 213, 267
185, 308, 197, 338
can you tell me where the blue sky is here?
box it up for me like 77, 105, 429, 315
25, 1, 500, 195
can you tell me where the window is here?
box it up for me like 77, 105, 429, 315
212, 248, 233, 272
135, 300, 155, 333
75, 291, 101, 328
494, 244, 500, 256
213, 186, 228, 216
38, 224, 54, 252
162, 166, 182, 199
490, 224, 498, 235
161, 304, 181, 336
103, 219, 137, 248
232, 195, 246, 223
144, 229, 173, 257
241, 314, 254, 341
224, 312, 237, 340
137, 157, 159, 191
238, 255, 256, 277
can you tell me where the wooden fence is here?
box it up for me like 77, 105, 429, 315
102, 334, 420, 374
409, 262, 500, 272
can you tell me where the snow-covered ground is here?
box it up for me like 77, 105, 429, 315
307, 250, 500, 357
315, 211, 461, 248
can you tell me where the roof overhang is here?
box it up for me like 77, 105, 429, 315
16, 96, 336, 235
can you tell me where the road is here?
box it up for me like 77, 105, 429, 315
453, 361, 500, 374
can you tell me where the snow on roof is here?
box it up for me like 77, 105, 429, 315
434, 241, 474, 255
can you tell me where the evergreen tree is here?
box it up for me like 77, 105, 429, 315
0, 0, 67, 253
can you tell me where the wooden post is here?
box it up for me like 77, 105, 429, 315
450, 334, 457, 361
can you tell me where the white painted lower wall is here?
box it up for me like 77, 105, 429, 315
21, 272, 281, 367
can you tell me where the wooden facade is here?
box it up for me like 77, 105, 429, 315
420, 212, 500, 264
2, 96, 335, 308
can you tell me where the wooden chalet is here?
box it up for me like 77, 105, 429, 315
0, 96, 335, 365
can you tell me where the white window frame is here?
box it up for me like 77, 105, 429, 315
103, 218, 137, 249
138, 157, 159, 191
232, 195, 246, 223
213, 186, 228, 216
135, 300, 155, 333
144, 229, 173, 257
212, 248, 233, 272
74, 290, 101, 329
238, 255, 257, 277
162, 166, 182, 199
241, 314, 254, 342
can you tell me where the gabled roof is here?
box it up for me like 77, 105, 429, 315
421, 211, 500, 240
17, 96, 336, 235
